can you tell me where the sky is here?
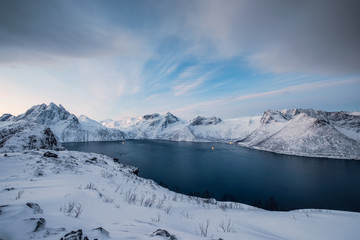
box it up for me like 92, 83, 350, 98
0, 0, 359, 121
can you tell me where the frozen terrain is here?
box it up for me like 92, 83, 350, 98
237, 109, 360, 159
0, 103, 125, 152
1, 103, 359, 159
1, 150, 360, 240
100, 113, 262, 142
102, 110, 360, 160
1, 104, 360, 239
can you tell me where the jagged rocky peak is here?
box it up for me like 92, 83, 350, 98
164, 112, 179, 123
261, 109, 311, 124
142, 113, 160, 120
260, 108, 360, 125
16, 102, 77, 125
161, 112, 179, 129
260, 110, 284, 124
190, 116, 222, 126
0, 113, 14, 122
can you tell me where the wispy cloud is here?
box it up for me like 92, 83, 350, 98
235, 78, 360, 101
1, 1, 359, 121
171, 77, 360, 119
173, 76, 207, 96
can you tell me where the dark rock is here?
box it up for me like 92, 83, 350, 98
4, 187, 14, 191
91, 227, 110, 238
143, 113, 160, 120
190, 116, 222, 126
151, 229, 177, 240
41, 128, 59, 149
132, 168, 139, 176
84, 237, 89, 240
43, 151, 58, 158
85, 157, 98, 164
61, 229, 82, 240
26, 202, 43, 214
113, 158, 119, 163
314, 118, 330, 126
161, 112, 179, 129
35, 168, 44, 176
26, 217, 46, 232
3, 154, 8, 157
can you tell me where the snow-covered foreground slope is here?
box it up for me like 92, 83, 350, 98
0, 103, 125, 152
103, 109, 360, 159
1, 150, 359, 240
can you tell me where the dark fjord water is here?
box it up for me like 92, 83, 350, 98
64, 140, 360, 211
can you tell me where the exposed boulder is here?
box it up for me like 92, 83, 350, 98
151, 229, 177, 240
61, 229, 83, 240
26, 202, 43, 214
25, 217, 46, 232
43, 151, 58, 158
132, 168, 139, 176
85, 157, 97, 164
91, 227, 110, 238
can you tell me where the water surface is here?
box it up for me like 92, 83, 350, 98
64, 140, 360, 211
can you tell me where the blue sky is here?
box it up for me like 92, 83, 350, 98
0, 0, 359, 121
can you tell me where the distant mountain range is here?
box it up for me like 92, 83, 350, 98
1, 103, 359, 159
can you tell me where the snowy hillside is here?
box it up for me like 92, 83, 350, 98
237, 109, 360, 159
1, 150, 360, 240
0, 103, 125, 152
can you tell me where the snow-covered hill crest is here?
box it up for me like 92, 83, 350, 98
2, 150, 359, 240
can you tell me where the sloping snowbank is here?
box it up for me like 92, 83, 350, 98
1, 150, 359, 239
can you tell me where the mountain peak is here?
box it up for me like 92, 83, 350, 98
0, 113, 14, 122
16, 103, 75, 125
190, 116, 222, 126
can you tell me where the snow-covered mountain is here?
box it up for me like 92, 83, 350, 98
1, 103, 359, 159
102, 109, 360, 159
101, 113, 261, 142
237, 109, 360, 159
0, 103, 125, 152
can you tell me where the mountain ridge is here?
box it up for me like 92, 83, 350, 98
0, 102, 125, 152
0, 104, 359, 159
